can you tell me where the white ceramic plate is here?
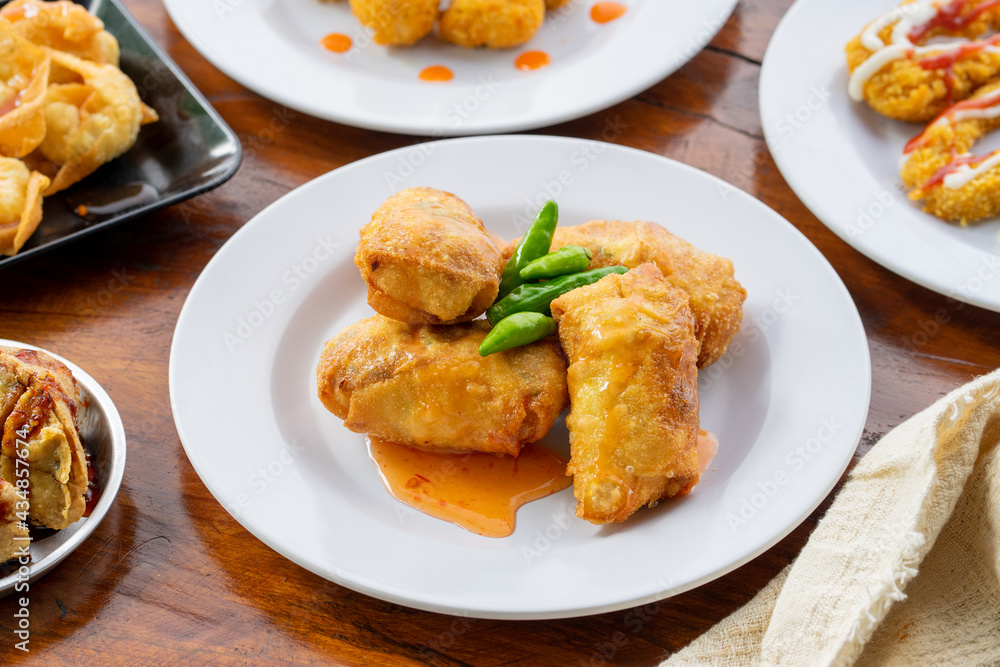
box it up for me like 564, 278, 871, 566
760, 0, 1000, 312
169, 135, 871, 619
162, 0, 736, 136
0, 340, 127, 598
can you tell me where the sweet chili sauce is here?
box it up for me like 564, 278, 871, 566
515, 50, 551, 71
591, 2, 627, 24
320, 33, 353, 53
368, 438, 572, 537
419, 65, 454, 82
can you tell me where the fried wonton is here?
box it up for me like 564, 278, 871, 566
0, 20, 50, 158
1, 0, 119, 71
0, 156, 49, 256
0, 346, 88, 530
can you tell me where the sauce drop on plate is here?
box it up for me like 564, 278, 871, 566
697, 429, 719, 475
419, 65, 454, 82
591, 1, 627, 24
515, 50, 551, 71
321, 33, 353, 53
368, 438, 572, 537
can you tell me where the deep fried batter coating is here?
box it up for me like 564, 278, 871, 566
0, 346, 88, 530
901, 81, 1000, 223
0, 477, 29, 563
439, 0, 545, 49
505, 219, 745, 368
0, 19, 49, 159
846, 0, 1000, 122
356, 187, 504, 324
545, 0, 572, 8
0, 157, 49, 256
317, 315, 568, 456
551, 264, 700, 525
1, 0, 120, 70
349, 0, 438, 46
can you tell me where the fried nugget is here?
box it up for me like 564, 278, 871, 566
505, 219, 745, 368
356, 187, 504, 324
551, 264, 701, 525
317, 315, 568, 456
0, 346, 88, 530
439, 0, 545, 49
846, 0, 1000, 122
348, 0, 438, 46
901, 81, 1000, 224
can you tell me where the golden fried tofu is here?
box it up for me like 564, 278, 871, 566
349, 0, 438, 46
0, 477, 29, 564
506, 219, 745, 368
356, 187, 504, 324
551, 264, 701, 524
0, 346, 88, 531
0, 157, 49, 256
900, 82, 1000, 224
439, 0, 545, 49
317, 315, 568, 456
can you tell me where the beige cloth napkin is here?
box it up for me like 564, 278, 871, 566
663, 368, 1000, 666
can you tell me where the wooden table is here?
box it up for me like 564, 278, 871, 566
2, 0, 999, 663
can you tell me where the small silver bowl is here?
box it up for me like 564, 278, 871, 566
0, 339, 127, 597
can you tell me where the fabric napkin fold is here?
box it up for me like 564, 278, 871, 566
663, 368, 1000, 666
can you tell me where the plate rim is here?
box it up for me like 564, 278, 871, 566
168, 134, 872, 619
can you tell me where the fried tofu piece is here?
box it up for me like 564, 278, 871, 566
551, 264, 701, 524
506, 219, 745, 368
0, 347, 88, 531
317, 315, 568, 456
439, 0, 545, 49
356, 187, 504, 324
0, 477, 29, 564
348, 0, 438, 46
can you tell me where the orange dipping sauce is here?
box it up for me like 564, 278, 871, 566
320, 33, 353, 53
591, 1, 627, 23
419, 65, 454, 82
368, 438, 572, 537
515, 50, 551, 71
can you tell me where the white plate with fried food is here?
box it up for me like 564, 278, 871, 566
169, 135, 871, 619
161, 0, 736, 136
760, 0, 1000, 313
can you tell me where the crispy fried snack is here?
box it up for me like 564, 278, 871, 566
0, 477, 29, 564
0, 157, 49, 256
506, 219, 745, 368
0, 20, 50, 158
348, 0, 438, 46
901, 81, 1000, 224
846, 0, 1000, 122
545, 0, 572, 8
356, 187, 504, 324
439, 0, 545, 49
0, 346, 88, 531
551, 263, 701, 525
317, 315, 568, 456
24, 49, 146, 196
1, 0, 119, 72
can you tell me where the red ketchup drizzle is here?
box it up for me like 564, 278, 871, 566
904, 88, 1000, 153
917, 34, 1000, 103
907, 0, 1000, 43
920, 150, 997, 189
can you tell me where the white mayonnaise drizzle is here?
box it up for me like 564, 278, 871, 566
943, 150, 1000, 187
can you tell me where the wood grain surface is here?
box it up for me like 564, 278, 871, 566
2, 0, 999, 664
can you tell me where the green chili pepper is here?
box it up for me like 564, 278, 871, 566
519, 245, 593, 281
486, 265, 628, 326
478, 312, 557, 356
496, 200, 559, 301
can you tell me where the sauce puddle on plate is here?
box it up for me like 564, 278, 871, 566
591, 2, 627, 24
321, 33, 353, 53
368, 438, 571, 537
419, 65, 454, 82
515, 50, 551, 71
